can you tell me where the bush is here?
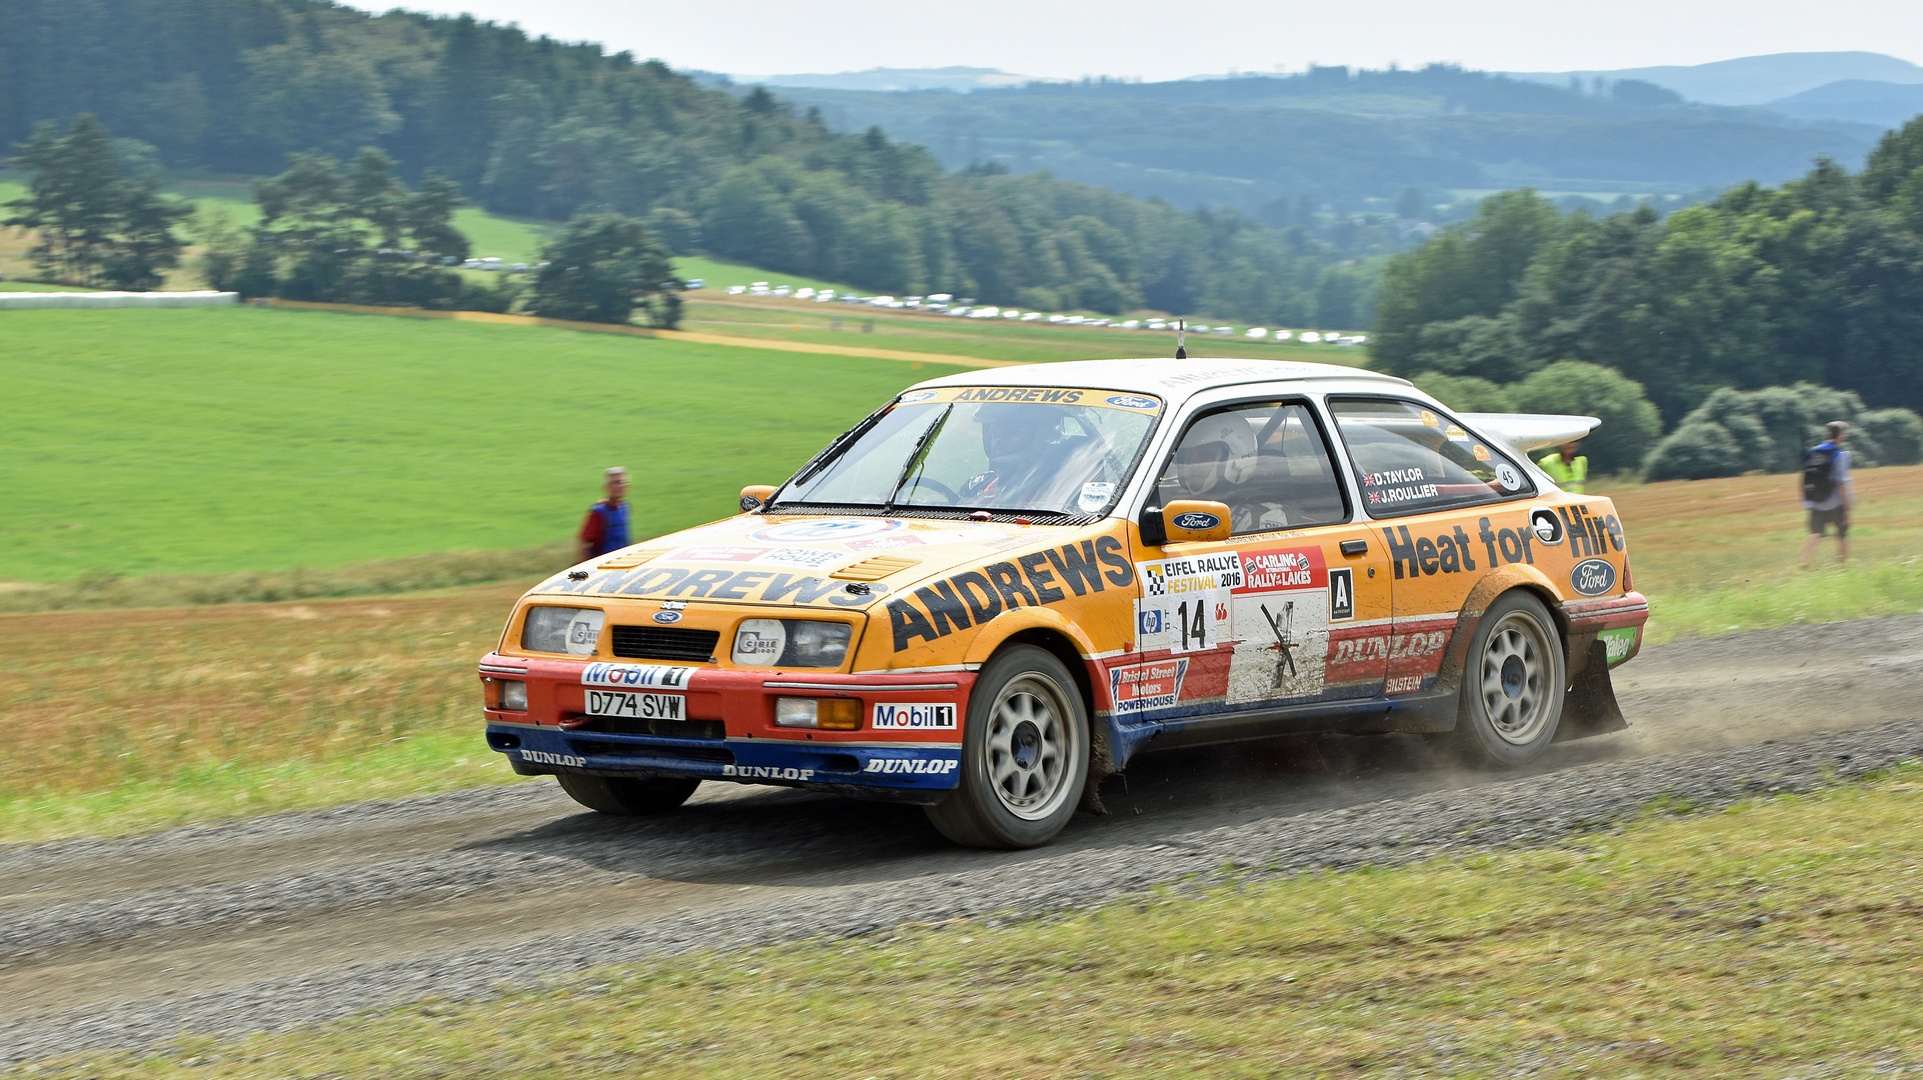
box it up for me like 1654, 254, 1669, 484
1859, 409, 1923, 465
1509, 361, 1662, 475
1410, 371, 1514, 413
1644, 421, 1745, 481
529, 214, 680, 327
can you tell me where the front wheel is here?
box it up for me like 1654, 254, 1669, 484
556, 773, 700, 815
925, 645, 1089, 848
1448, 591, 1566, 768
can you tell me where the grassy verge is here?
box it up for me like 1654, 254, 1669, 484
32, 773, 1923, 1077
1608, 464, 1923, 643
0, 586, 524, 842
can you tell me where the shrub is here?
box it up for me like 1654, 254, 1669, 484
1644, 421, 1744, 481
1858, 409, 1923, 465
1509, 361, 1662, 474
529, 214, 680, 327
1410, 371, 1514, 413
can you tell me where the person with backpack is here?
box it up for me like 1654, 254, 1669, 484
1801, 421, 1855, 568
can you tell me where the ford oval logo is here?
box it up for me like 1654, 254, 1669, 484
1172, 511, 1220, 531
652, 610, 683, 624
1105, 394, 1160, 410
1570, 558, 1617, 596
739, 494, 762, 512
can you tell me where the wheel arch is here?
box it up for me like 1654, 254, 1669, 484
1435, 565, 1570, 702
961, 613, 1113, 798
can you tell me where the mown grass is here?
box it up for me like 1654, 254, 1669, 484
0, 586, 525, 842
0, 305, 955, 583
1610, 464, 1923, 642
29, 773, 1923, 1077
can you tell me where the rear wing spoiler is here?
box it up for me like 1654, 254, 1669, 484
1461, 413, 1601, 453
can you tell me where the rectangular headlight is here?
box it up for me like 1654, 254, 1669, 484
522, 607, 605, 655
732, 620, 851, 668
774, 696, 862, 730
499, 680, 527, 711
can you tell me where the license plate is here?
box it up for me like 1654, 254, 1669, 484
585, 689, 685, 721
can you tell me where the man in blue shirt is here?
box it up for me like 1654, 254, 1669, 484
577, 467, 631, 561
1801, 422, 1854, 569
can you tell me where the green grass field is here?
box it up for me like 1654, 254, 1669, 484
0, 306, 956, 583
30, 772, 1923, 1077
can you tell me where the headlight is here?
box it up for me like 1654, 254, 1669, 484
521, 606, 605, 655
499, 680, 527, 710
732, 619, 851, 668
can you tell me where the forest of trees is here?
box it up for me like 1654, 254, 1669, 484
1371, 117, 1923, 431
0, 0, 1375, 325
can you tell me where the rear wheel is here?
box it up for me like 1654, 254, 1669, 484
926, 645, 1089, 849
1449, 591, 1566, 768
556, 773, 700, 815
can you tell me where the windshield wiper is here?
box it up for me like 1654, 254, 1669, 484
785, 402, 896, 493
884, 404, 952, 511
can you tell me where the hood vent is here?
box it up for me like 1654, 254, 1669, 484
829, 554, 921, 581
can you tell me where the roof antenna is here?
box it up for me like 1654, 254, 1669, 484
1175, 318, 1187, 360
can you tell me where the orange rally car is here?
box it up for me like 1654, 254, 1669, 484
479, 358, 1648, 848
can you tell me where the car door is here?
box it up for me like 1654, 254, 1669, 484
1325, 397, 1539, 695
1125, 398, 1390, 720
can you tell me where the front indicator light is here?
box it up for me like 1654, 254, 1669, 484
774, 696, 862, 730
500, 680, 528, 711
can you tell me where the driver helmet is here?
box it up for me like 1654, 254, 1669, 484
1172, 413, 1258, 496
975, 403, 1066, 475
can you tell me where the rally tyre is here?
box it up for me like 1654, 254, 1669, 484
925, 645, 1090, 849
556, 773, 701, 815
1450, 591, 1566, 768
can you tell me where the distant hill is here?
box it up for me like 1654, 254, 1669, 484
1766, 80, 1923, 130
768, 65, 1881, 215
732, 67, 1051, 93
1505, 51, 1923, 106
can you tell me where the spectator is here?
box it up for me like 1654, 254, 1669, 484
1801, 421, 1855, 568
577, 467, 631, 561
1537, 439, 1588, 493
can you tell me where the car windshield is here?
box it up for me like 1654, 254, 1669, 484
776, 387, 1163, 516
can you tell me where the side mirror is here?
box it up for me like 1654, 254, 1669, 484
1142, 500, 1232, 545
739, 485, 777, 512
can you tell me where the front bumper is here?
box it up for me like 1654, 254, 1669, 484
479, 654, 974, 799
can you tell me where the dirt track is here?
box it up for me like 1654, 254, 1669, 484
6, 615, 1923, 1061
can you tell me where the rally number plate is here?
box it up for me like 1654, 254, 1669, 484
585, 689, 685, 721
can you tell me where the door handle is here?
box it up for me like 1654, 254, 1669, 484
1340, 539, 1368, 557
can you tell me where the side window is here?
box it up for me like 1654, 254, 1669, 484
1155, 402, 1348, 535
1328, 398, 1533, 517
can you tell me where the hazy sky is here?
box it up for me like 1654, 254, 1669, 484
385, 0, 1921, 81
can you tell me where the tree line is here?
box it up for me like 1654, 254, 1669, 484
0, 0, 1374, 326
1370, 115, 1923, 473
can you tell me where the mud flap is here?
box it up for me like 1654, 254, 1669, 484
1557, 639, 1628, 740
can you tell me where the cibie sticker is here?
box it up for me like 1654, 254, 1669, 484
751, 518, 900, 543
582, 663, 695, 689
871, 702, 958, 729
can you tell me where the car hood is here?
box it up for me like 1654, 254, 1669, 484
525, 513, 1096, 611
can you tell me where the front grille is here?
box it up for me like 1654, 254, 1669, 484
570, 739, 735, 765
609, 625, 720, 663
577, 716, 727, 741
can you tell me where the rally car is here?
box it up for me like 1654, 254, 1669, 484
480, 358, 1648, 848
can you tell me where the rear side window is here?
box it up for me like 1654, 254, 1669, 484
1329, 398, 1532, 517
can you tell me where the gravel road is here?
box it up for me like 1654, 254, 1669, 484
6, 614, 1923, 1062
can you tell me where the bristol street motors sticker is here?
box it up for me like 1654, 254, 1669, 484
1109, 657, 1190, 715
1223, 546, 1332, 705
1135, 552, 1243, 654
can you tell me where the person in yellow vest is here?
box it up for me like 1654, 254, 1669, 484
1538, 440, 1588, 493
